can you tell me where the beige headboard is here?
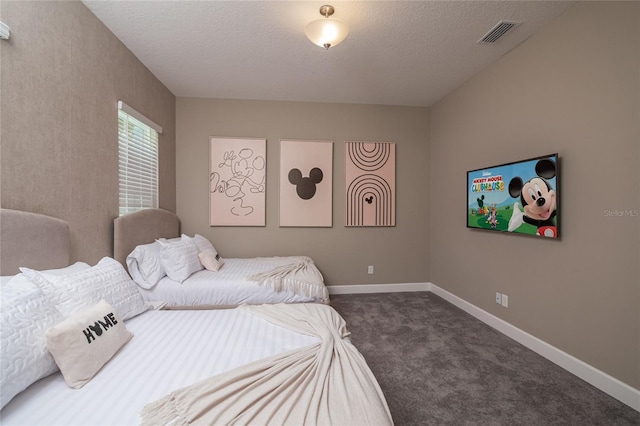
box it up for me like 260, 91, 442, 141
0, 209, 71, 275
113, 209, 180, 269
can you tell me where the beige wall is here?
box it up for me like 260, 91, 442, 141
0, 0, 176, 265
176, 98, 429, 285
430, 1, 639, 389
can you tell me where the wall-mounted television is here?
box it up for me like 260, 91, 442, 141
467, 153, 559, 238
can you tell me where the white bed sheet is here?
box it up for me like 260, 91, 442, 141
137, 257, 324, 306
1, 308, 319, 425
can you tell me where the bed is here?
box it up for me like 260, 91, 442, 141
0, 208, 392, 425
114, 209, 330, 307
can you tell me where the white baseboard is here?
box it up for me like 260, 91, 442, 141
428, 282, 640, 412
328, 282, 430, 295
327, 281, 639, 412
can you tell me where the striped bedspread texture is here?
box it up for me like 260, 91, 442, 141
141, 303, 392, 426
1, 304, 392, 426
137, 256, 330, 306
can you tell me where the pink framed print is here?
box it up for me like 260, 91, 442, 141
345, 141, 396, 227
209, 137, 266, 226
280, 140, 333, 227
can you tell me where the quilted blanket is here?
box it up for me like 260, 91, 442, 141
247, 256, 330, 304
140, 303, 393, 426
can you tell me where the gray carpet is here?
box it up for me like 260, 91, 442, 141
330, 292, 639, 426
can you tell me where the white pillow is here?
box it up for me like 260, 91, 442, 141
182, 234, 217, 254
1, 262, 91, 303
182, 234, 225, 271
0, 274, 38, 300
0, 276, 16, 286
46, 300, 133, 389
20, 257, 149, 320
42, 262, 91, 276
157, 237, 203, 283
0, 286, 63, 409
198, 248, 225, 271
126, 242, 166, 289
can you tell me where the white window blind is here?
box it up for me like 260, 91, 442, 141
118, 103, 160, 216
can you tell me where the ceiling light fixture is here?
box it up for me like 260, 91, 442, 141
305, 5, 349, 50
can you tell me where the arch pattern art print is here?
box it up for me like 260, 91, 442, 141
345, 142, 396, 226
210, 137, 266, 226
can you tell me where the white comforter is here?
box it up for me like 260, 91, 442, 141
0, 309, 319, 425
137, 257, 328, 307
141, 304, 393, 426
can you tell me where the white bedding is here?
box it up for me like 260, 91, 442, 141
136, 257, 327, 306
0, 308, 319, 425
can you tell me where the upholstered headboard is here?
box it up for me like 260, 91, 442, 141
113, 209, 180, 269
0, 209, 71, 275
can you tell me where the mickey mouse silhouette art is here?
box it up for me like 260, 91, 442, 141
507, 158, 557, 238
288, 167, 323, 200
89, 322, 103, 337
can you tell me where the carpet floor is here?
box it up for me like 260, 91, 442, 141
330, 292, 639, 426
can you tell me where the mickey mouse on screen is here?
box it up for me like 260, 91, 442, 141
507, 158, 557, 238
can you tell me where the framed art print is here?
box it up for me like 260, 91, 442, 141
280, 140, 333, 227
209, 137, 266, 226
345, 141, 396, 227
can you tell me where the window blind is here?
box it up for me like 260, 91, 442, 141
118, 107, 159, 216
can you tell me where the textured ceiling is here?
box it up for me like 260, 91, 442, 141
83, 1, 574, 107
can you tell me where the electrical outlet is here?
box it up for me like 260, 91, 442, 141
501, 294, 509, 308
368, 265, 374, 274
496, 292, 502, 304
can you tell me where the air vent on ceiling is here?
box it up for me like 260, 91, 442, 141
478, 20, 521, 44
